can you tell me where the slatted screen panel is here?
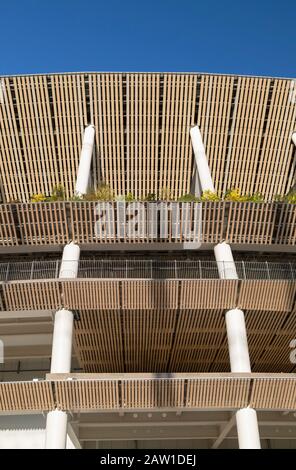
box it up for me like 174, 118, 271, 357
250, 377, 296, 409
0, 381, 54, 412
0, 204, 18, 245
0, 201, 295, 247
186, 377, 250, 409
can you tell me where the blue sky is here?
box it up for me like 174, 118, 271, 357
0, 0, 295, 77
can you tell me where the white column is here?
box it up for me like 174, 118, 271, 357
225, 308, 251, 373
59, 241, 80, 279
236, 408, 261, 449
75, 124, 95, 196
50, 309, 73, 374
292, 132, 296, 147
214, 241, 261, 449
45, 242, 80, 449
214, 241, 238, 279
45, 410, 68, 449
190, 125, 215, 193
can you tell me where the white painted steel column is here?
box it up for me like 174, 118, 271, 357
191, 121, 260, 448
190, 125, 215, 193
214, 242, 261, 449
59, 241, 80, 279
50, 308, 74, 374
236, 408, 261, 449
75, 124, 95, 196
225, 308, 251, 373
45, 242, 80, 449
45, 410, 68, 449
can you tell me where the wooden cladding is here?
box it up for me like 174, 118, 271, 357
0, 201, 295, 247
2, 280, 61, 311
54, 379, 120, 411
238, 280, 296, 312
1, 374, 296, 413
1, 279, 294, 313
2, 279, 296, 311
250, 377, 296, 409
179, 280, 237, 309
0, 380, 54, 412
1, 279, 294, 373
0, 73, 295, 203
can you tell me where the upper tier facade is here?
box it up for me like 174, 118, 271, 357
0, 72, 295, 203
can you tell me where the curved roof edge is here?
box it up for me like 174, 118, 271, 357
0, 70, 295, 81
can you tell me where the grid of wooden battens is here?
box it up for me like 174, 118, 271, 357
0, 73, 295, 203
0, 201, 295, 247
1, 374, 296, 412
0, 279, 295, 373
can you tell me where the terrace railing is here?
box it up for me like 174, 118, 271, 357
0, 259, 295, 281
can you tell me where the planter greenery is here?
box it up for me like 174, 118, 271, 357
27, 185, 296, 204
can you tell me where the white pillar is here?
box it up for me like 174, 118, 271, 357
292, 132, 296, 147
75, 124, 95, 196
50, 309, 73, 374
59, 241, 80, 279
45, 242, 80, 449
214, 241, 261, 449
225, 309, 251, 373
45, 410, 68, 449
190, 125, 215, 193
214, 242, 238, 279
236, 408, 261, 449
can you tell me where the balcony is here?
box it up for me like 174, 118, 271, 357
0, 201, 295, 250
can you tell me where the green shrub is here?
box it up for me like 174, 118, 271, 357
200, 190, 221, 202
125, 192, 135, 202
50, 184, 66, 201
30, 193, 47, 203
159, 187, 173, 201
177, 193, 199, 202
145, 192, 157, 201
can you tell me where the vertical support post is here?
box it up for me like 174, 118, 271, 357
45, 242, 80, 449
214, 242, 261, 449
190, 122, 260, 449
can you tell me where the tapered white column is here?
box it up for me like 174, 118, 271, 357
45, 242, 80, 449
214, 242, 261, 449
75, 124, 95, 196
190, 125, 215, 193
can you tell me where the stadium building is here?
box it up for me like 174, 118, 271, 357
0, 72, 295, 449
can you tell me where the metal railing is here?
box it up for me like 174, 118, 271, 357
0, 259, 295, 281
